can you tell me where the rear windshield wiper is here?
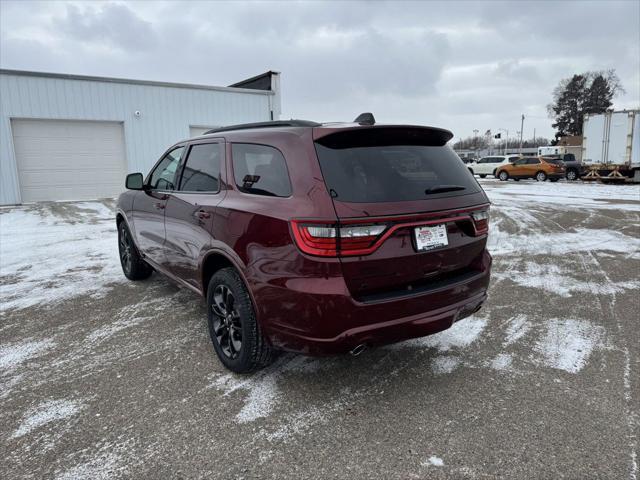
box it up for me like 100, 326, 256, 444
424, 185, 466, 194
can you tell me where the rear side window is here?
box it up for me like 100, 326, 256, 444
315, 131, 479, 203
232, 143, 292, 197
179, 143, 222, 192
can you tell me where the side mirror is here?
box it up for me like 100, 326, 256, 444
126, 172, 144, 190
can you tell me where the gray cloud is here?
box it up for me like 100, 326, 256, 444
0, 0, 638, 139
54, 3, 157, 50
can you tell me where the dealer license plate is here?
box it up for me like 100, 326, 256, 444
414, 224, 448, 251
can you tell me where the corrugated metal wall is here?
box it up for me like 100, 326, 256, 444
0, 71, 274, 204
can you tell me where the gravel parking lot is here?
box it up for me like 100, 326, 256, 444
1, 179, 639, 479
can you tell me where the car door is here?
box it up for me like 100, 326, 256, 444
486, 156, 504, 175
524, 157, 542, 177
163, 139, 226, 290
476, 157, 492, 175
132, 145, 185, 266
509, 158, 528, 177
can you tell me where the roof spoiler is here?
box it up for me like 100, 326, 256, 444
315, 125, 454, 148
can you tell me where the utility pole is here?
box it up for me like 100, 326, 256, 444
499, 128, 509, 155
519, 114, 525, 154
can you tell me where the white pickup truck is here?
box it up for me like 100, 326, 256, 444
467, 155, 521, 178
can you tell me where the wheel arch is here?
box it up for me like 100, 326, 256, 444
200, 249, 250, 299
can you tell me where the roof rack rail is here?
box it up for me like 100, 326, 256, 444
203, 120, 321, 135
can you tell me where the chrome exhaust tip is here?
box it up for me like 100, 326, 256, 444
349, 344, 367, 357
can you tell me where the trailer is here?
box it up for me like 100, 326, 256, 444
581, 110, 640, 183
538, 145, 582, 161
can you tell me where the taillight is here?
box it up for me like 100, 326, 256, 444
291, 221, 387, 257
471, 209, 489, 235
292, 207, 489, 257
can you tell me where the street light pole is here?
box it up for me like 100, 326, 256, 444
499, 128, 509, 155
519, 114, 525, 154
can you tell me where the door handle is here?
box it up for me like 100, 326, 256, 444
194, 209, 211, 220
154, 202, 165, 210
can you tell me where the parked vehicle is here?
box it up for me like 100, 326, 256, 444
582, 110, 640, 182
540, 153, 585, 180
496, 156, 564, 182
467, 155, 521, 178
538, 145, 582, 161
116, 115, 492, 372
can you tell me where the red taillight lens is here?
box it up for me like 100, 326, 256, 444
291, 221, 387, 257
471, 209, 489, 235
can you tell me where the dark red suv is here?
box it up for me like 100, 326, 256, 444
116, 115, 492, 372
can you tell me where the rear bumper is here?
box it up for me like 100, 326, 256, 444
254, 251, 492, 355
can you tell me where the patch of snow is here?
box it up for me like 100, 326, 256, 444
533, 318, 605, 373
495, 262, 640, 298
422, 456, 444, 467
504, 315, 531, 346
481, 180, 640, 212
490, 353, 513, 371
0, 201, 124, 311
431, 355, 461, 374
236, 374, 279, 423
207, 355, 333, 425
265, 403, 338, 442
55, 451, 123, 480
395, 316, 487, 351
0, 338, 55, 371
209, 370, 281, 424
487, 225, 640, 258
11, 398, 83, 439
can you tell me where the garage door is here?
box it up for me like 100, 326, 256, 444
189, 125, 218, 137
12, 119, 127, 202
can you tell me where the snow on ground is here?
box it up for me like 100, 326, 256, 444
493, 262, 639, 298
0, 338, 55, 371
391, 316, 488, 351
481, 179, 640, 211
0, 200, 123, 312
11, 398, 84, 439
422, 456, 444, 467
533, 318, 606, 374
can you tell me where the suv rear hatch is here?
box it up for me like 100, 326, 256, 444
294, 126, 490, 301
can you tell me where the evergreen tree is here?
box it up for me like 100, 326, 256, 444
584, 74, 613, 114
547, 69, 624, 139
550, 74, 587, 137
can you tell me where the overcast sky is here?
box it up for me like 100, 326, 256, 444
1, 0, 638, 140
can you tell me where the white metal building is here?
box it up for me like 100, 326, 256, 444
0, 69, 281, 205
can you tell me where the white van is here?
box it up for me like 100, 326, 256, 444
468, 155, 521, 178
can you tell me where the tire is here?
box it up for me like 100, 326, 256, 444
566, 169, 578, 181
498, 170, 509, 181
492, 169, 498, 177
207, 267, 274, 373
479, 174, 487, 178
535, 171, 547, 182
118, 222, 152, 280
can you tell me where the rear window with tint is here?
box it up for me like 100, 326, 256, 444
179, 143, 222, 192
315, 135, 479, 203
544, 158, 563, 165
232, 143, 292, 197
